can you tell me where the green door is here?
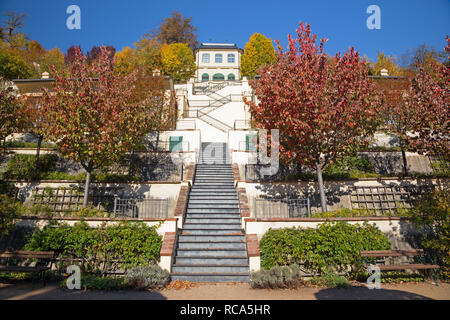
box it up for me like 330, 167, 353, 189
169, 136, 183, 152
246, 134, 256, 151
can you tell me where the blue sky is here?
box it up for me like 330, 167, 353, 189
1, 0, 449, 62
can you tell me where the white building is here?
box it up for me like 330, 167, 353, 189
194, 43, 243, 82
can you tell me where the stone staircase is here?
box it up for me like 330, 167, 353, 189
170, 143, 250, 282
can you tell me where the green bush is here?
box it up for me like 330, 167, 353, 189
4, 141, 57, 149
259, 222, 391, 274
324, 153, 378, 179
311, 207, 410, 218
24, 221, 163, 274
250, 264, 305, 289
3, 154, 58, 180
407, 189, 449, 279
0, 194, 24, 236
124, 264, 170, 290
309, 271, 350, 288
60, 274, 127, 290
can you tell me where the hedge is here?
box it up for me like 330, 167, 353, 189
259, 221, 391, 274
25, 221, 162, 274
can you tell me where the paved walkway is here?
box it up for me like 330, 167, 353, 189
1, 282, 449, 300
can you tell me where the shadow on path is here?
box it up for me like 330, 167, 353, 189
314, 286, 433, 300
0, 283, 167, 300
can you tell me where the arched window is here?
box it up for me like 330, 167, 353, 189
227, 54, 235, 63
227, 73, 235, 81
201, 73, 210, 81
212, 73, 225, 81
202, 53, 210, 63
215, 54, 223, 63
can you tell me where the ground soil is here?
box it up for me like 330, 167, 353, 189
0, 281, 449, 300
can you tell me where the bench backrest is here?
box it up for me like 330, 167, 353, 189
360, 249, 424, 258
0, 251, 55, 260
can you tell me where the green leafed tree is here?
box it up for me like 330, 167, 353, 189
39, 47, 66, 76
0, 48, 33, 79
240, 33, 276, 79
0, 78, 26, 152
161, 43, 196, 82
370, 51, 404, 76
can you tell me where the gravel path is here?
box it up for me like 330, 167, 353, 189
1, 281, 449, 300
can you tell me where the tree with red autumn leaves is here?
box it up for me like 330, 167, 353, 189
0, 78, 26, 152
41, 46, 167, 207
374, 76, 412, 175
245, 22, 383, 212
405, 48, 449, 159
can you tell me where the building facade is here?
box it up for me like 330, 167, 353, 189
194, 43, 243, 82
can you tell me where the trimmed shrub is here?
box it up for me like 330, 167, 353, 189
24, 221, 162, 274
250, 264, 305, 289
3, 154, 58, 180
259, 222, 391, 274
0, 194, 22, 236
407, 189, 449, 279
310, 271, 350, 288
60, 274, 127, 290
124, 264, 170, 290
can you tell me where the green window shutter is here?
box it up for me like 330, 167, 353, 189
169, 136, 183, 152
246, 134, 256, 151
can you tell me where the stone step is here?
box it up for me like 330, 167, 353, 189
181, 229, 244, 235
188, 199, 238, 204
195, 173, 233, 181
194, 178, 234, 182
182, 223, 241, 230
177, 242, 246, 250
184, 218, 241, 224
188, 193, 237, 197
176, 249, 247, 257
174, 256, 248, 265
185, 213, 240, 219
170, 273, 250, 282
172, 265, 249, 273
191, 186, 236, 191
186, 208, 240, 213
178, 235, 245, 242
187, 204, 239, 209
193, 183, 235, 187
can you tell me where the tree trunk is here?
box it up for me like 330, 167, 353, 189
34, 135, 43, 171
316, 162, 328, 212
83, 168, 92, 208
129, 149, 135, 177
401, 147, 408, 176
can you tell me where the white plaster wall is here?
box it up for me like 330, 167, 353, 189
14, 182, 182, 218
16, 217, 178, 236
241, 178, 445, 216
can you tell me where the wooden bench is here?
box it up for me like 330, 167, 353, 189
0, 251, 55, 286
360, 249, 440, 285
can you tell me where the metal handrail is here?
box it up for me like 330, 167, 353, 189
254, 198, 311, 219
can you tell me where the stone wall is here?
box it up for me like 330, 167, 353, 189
241, 178, 448, 215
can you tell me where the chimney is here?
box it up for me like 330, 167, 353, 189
152, 69, 161, 77
41, 72, 50, 79
380, 68, 388, 77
